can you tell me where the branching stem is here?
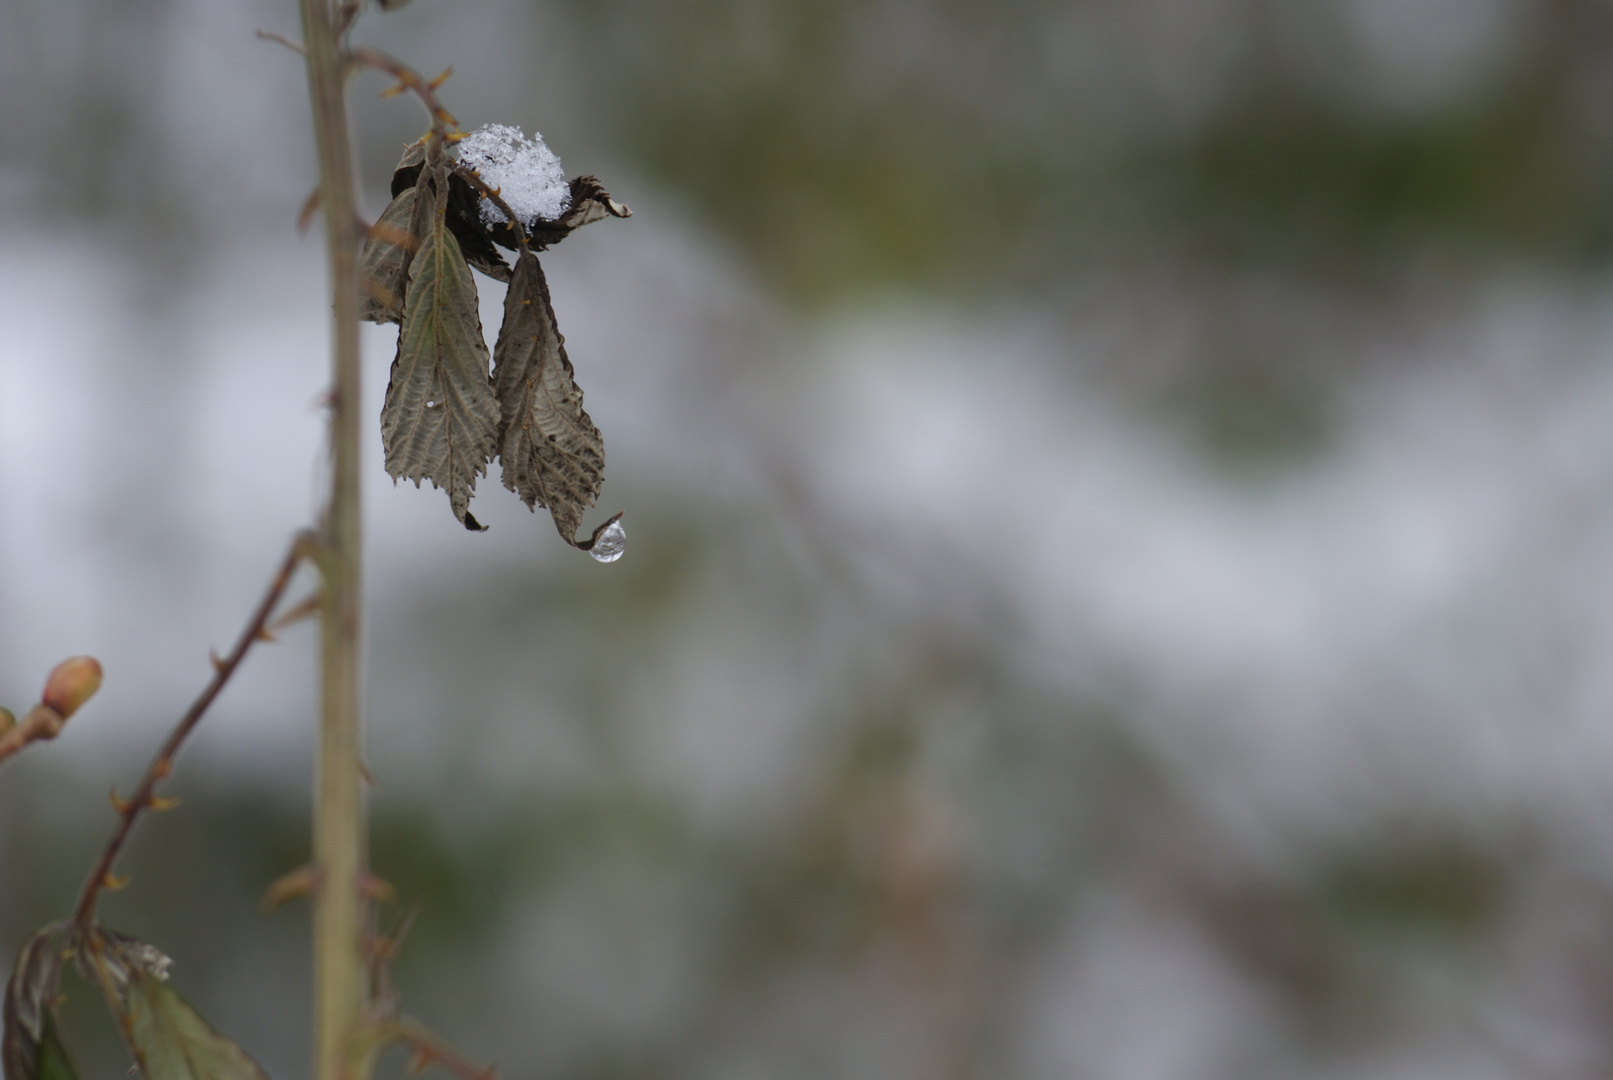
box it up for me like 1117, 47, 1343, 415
347, 47, 458, 135
70, 533, 314, 930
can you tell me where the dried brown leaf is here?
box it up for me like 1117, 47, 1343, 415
492, 249, 604, 544
382, 168, 501, 527
393, 152, 511, 282
357, 183, 427, 324
508, 175, 632, 252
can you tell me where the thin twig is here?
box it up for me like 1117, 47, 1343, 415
71, 532, 316, 930
450, 165, 529, 248
255, 28, 308, 56
0, 705, 69, 768
346, 47, 458, 134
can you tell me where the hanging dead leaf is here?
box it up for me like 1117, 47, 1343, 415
444, 172, 514, 283
382, 167, 501, 528
492, 249, 605, 544
391, 139, 428, 184
357, 184, 425, 324
500, 174, 633, 251
557, 174, 632, 231
392, 154, 511, 283
360, 141, 436, 323
3, 924, 79, 1080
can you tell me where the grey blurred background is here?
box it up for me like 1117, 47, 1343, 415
6, 0, 1613, 1077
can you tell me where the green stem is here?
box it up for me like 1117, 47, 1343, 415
297, 2, 367, 1079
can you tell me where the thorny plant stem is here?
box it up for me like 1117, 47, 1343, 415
71, 534, 313, 930
299, 2, 368, 1079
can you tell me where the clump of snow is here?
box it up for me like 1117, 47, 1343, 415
455, 123, 570, 228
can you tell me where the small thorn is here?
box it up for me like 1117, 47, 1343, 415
154, 758, 173, 780
262, 864, 320, 913
110, 787, 131, 814
445, 129, 468, 143
253, 29, 307, 56
254, 625, 278, 643
379, 80, 408, 100
364, 930, 396, 960
269, 593, 322, 633
297, 188, 321, 233
361, 873, 397, 904
103, 871, 131, 892
209, 649, 226, 674
149, 794, 181, 812
427, 66, 453, 90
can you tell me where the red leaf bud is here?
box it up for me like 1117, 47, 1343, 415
41, 656, 103, 719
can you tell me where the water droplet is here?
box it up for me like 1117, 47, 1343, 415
588, 516, 626, 563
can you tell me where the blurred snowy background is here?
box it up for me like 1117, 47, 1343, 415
7, 0, 1613, 1077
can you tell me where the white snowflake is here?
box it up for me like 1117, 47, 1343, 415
455, 123, 570, 228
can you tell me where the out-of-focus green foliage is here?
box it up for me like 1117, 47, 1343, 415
554, 0, 1613, 299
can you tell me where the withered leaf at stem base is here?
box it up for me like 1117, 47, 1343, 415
492, 249, 605, 545
3, 924, 79, 1080
382, 170, 501, 529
